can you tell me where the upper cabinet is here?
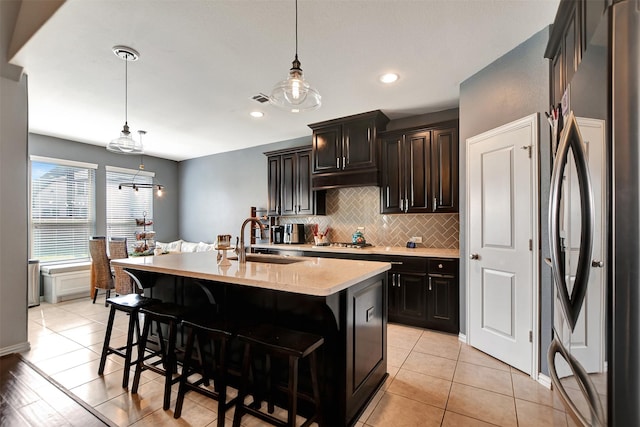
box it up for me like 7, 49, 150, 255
309, 110, 390, 190
380, 121, 458, 214
545, 0, 607, 104
265, 147, 325, 217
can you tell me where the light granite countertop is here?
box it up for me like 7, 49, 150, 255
111, 251, 390, 297
251, 243, 460, 259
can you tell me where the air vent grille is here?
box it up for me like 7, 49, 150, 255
251, 93, 270, 103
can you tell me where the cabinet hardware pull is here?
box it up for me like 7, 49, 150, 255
342, 156, 346, 169
404, 198, 409, 212
390, 261, 403, 265
397, 274, 401, 287
336, 158, 340, 169
429, 277, 432, 291
592, 260, 604, 268
433, 197, 437, 211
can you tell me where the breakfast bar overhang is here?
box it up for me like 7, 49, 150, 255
112, 252, 391, 426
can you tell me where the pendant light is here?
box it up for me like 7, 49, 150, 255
117, 131, 165, 197
107, 46, 144, 154
269, 0, 321, 113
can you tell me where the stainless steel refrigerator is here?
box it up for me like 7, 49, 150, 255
547, 1, 639, 425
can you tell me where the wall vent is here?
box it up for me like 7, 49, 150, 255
251, 93, 270, 103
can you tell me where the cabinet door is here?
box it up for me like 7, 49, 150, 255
427, 274, 459, 333
431, 127, 459, 212
405, 131, 432, 213
296, 151, 314, 215
267, 155, 281, 216
380, 136, 404, 214
343, 117, 376, 170
395, 273, 428, 324
312, 124, 342, 173
281, 153, 297, 216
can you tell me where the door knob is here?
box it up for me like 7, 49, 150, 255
469, 253, 480, 260
591, 260, 604, 268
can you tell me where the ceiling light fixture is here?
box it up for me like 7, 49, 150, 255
117, 131, 165, 197
250, 111, 265, 118
380, 73, 399, 84
269, 0, 321, 113
107, 46, 143, 154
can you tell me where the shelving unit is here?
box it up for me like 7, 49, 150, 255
133, 211, 155, 255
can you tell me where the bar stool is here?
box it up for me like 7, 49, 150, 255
98, 271, 160, 388
232, 324, 324, 427
131, 301, 186, 410
173, 312, 234, 426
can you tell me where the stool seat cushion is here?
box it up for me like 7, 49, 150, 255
107, 294, 160, 310
237, 324, 324, 358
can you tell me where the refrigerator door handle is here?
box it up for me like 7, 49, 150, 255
547, 337, 606, 427
549, 111, 595, 332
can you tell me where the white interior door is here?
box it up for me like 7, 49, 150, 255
467, 114, 538, 375
555, 117, 606, 376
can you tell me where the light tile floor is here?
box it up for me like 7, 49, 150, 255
22, 299, 576, 426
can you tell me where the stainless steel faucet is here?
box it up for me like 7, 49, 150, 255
237, 217, 265, 264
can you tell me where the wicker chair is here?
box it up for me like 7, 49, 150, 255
89, 236, 114, 306
109, 237, 134, 295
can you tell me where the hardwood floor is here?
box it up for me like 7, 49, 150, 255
0, 353, 112, 427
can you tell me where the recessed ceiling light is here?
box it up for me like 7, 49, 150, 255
250, 111, 264, 118
380, 73, 399, 84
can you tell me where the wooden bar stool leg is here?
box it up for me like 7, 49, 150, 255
131, 314, 152, 394
163, 319, 177, 410
121, 311, 138, 388
287, 355, 299, 427
308, 351, 321, 426
232, 342, 252, 427
174, 326, 196, 419
98, 306, 116, 375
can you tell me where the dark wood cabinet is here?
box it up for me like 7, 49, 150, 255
380, 121, 458, 214
545, 0, 607, 104
427, 259, 459, 334
258, 248, 460, 334
265, 147, 325, 217
309, 110, 389, 189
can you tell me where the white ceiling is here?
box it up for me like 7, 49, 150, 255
10, 0, 560, 161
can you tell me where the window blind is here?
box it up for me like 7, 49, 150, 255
106, 168, 153, 252
30, 159, 96, 263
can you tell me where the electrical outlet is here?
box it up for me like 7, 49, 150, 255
412, 236, 423, 244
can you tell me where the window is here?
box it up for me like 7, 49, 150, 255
30, 156, 97, 263
106, 166, 154, 252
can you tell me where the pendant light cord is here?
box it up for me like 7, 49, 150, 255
124, 52, 128, 125
295, 0, 298, 56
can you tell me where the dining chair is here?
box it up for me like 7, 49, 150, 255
89, 236, 114, 306
109, 237, 134, 295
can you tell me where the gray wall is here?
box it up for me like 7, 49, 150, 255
29, 134, 180, 243
459, 26, 553, 374
0, 0, 29, 355
179, 136, 311, 243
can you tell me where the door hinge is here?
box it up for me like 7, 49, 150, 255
521, 145, 532, 158
529, 239, 533, 251
529, 330, 533, 342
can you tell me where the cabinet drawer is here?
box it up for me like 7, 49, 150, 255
388, 257, 428, 273
428, 258, 458, 276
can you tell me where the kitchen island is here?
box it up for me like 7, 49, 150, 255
112, 251, 391, 426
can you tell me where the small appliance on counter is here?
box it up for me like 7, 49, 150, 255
272, 225, 285, 244
283, 223, 304, 244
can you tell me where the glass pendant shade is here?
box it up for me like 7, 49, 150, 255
107, 122, 143, 154
270, 55, 321, 112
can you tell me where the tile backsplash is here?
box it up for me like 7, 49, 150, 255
278, 186, 459, 249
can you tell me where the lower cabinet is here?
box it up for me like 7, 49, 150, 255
260, 248, 460, 334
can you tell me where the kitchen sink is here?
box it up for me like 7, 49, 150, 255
228, 254, 303, 264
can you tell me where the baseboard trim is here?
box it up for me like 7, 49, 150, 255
537, 372, 552, 389
0, 341, 30, 357
458, 332, 467, 344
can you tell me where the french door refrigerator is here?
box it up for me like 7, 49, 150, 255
547, 1, 639, 425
